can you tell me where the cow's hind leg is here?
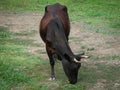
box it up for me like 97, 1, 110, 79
46, 47, 55, 80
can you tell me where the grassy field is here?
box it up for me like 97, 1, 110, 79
0, 0, 120, 29
0, 26, 119, 90
0, 0, 120, 90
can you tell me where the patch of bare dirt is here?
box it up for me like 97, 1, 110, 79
0, 11, 120, 62
0, 12, 46, 58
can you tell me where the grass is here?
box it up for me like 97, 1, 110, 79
0, 0, 120, 35
13, 30, 37, 36
0, 27, 29, 89
0, 0, 120, 89
0, 26, 47, 89
0, 0, 120, 29
94, 29, 120, 35
0, 26, 120, 90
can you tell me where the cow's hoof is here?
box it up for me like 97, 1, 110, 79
49, 77, 55, 81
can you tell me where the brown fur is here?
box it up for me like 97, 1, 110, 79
40, 4, 70, 42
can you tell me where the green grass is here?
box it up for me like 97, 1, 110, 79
0, 0, 120, 35
0, 26, 120, 90
94, 29, 120, 35
0, 27, 29, 89
69, 0, 120, 28
0, 26, 47, 89
0, 0, 120, 29
0, 0, 120, 89
13, 30, 37, 36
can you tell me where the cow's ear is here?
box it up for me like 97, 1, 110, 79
62, 6, 67, 12
75, 52, 85, 60
45, 6, 48, 12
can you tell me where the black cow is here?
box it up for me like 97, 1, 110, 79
39, 3, 88, 84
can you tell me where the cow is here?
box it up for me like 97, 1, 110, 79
39, 3, 88, 84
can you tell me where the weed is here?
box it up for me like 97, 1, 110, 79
0, 26, 9, 37
87, 47, 95, 51
108, 55, 120, 60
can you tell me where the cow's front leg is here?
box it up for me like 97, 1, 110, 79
46, 46, 55, 80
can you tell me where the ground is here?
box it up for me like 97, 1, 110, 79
0, 11, 120, 90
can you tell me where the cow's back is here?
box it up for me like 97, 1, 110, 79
40, 3, 70, 42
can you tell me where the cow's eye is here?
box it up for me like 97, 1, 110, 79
64, 53, 71, 62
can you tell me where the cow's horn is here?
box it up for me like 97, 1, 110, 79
81, 55, 89, 58
74, 58, 81, 63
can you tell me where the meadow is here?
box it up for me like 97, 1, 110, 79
0, 0, 120, 29
0, 0, 120, 90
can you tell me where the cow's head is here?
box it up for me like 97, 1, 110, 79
62, 54, 82, 84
